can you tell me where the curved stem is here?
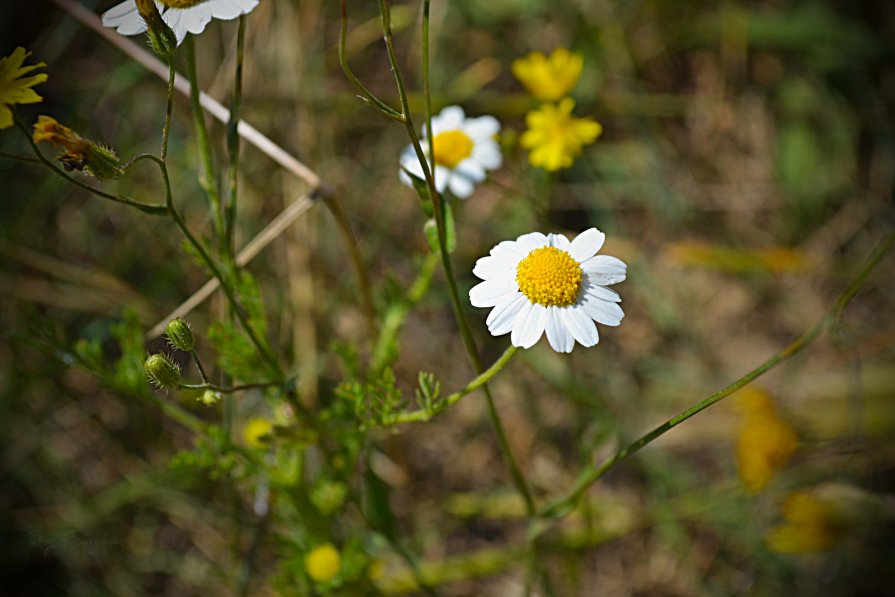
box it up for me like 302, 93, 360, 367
15, 118, 168, 216
180, 381, 278, 394
540, 229, 895, 519
190, 349, 211, 383
0, 151, 39, 164
377, 0, 535, 516
379, 345, 518, 425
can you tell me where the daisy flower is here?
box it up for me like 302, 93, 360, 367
469, 228, 626, 353
0, 47, 47, 130
102, 0, 259, 46
521, 98, 602, 172
512, 48, 583, 102
399, 105, 502, 199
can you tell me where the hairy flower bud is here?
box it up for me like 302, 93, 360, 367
144, 353, 181, 389
136, 0, 177, 57
33, 116, 123, 180
165, 318, 196, 352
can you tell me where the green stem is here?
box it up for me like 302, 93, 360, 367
190, 349, 211, 383
0, 151, 39, 163
226, 15, 246, 256
15, 118, 167, 216
184, 35, 225, 251
144, 153, 282, 377
180, 381, 278, 394
377, 0, 535, 516
540, 229, 895, 519
379, 345, 518, 425
338, 0, 405, 122
162, 56, 175, 162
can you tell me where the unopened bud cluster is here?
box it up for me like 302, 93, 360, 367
32, 116, 123, 180
136, 0, 177, 56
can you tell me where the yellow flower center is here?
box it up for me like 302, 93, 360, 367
158, 0, 208, 8
516, 246, 582, 307
432, 130, 474, 168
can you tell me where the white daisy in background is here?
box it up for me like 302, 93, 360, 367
399, 105, 502, 199
102, 0, 259, 46
469, 228, 626, 353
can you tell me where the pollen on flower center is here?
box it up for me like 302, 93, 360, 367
516, 246, 582, 307
432, 130, 474, 168
158, 0, 208, 8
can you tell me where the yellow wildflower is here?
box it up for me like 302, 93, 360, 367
0, 47, 47, 130
32, 115, 123, 180
735, 386, 798, 493
243, 418, 273, 449
305, 544, 341, 583
766, 491, 842, 553
512, 48, 583, 101
521, 98, 602, 172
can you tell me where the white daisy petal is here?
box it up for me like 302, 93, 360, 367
473, 254, 517, 281
447, 173, 474, 198
454, 158, 486, 183
473, 141, 503, 170
102, 1, 148, 35
210, 0, 258, 20
509, 301, 534, 345
487, 293, 527, 336
547, 233, 571, 251
513, 303, 547, 349
162, 9, 192, 44
469, 278, 517, 308
515, 232, 549, 253
432, 165, 450, 193
545, 307, 574, 353
579, 294, 625, 326
569, 228, 606, 262
584, 282, 621, 303
182, 4, 215, 35
431, 106, 465, 134
464, 115, 500, 140
491, 240, 526, 259
581, 255, 627, 285
561, 306, 600, 347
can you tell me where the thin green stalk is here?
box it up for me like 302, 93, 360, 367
226, 16, 246, 256
15, 118, 167, 216
422, 0, 434, 177
180, 381, 279, 394
323, 193, 378, 336
184, 35, 225, 250
162, 56, 175, 162
0, 151, 39, 163
377, 0, 535, 516
379, 345, 518, 425
338, 0, 405, 122
144, 153, 282, 377
540, 229, 895, 519
190, 349, 211, 383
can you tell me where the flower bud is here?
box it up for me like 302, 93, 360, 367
198, 389, 222, 406
305, 544, 341, 583
165, 318, 196, 352
144, 353, 181, 389
136, 0, 177, 56
33, 116, 123, 180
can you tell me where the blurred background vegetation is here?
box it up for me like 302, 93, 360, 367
1, 0, 894, 594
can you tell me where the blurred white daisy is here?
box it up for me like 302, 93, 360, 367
469, 229, 626, 353
102, 0, 258, 46
399, 105, 502, 199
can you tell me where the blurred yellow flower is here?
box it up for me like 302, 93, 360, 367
766, 492, 842, 553
521, 98, 602, 172
512, 48, 583, 101
243, 418, 273, 449
0, 47, 47, 130
305, 543, 341, 582
735, 386, 798, 493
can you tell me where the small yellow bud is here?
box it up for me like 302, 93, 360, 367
165, 318, 196, 352
144, 353, 181, 390
305, 544, 341, 583
243, 418, 273, 449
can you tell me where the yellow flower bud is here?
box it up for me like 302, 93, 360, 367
32, 115, 123, 180
305, 544, 341, 583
